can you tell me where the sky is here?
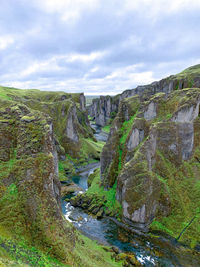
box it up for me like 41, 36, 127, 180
0, 0, 200, 95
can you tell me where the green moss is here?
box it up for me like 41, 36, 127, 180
102, 124, 111, 133
117, 113, 138, 173
0, 236, 67, 267
150, 220, 174, 235
58, 159, 75, 181
80, 138, 104, 160
86, 169, 122, 217
118, 148, 123, 172
0, 150, 17, 180
0, 87, 12, 101
150, 149, 200, 246
120, 113, 138, 145
21, 116, 36, 122
74, 234, 122, 267
88, 115, 93, 121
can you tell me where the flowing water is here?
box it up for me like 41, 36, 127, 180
61, 123, 197, 267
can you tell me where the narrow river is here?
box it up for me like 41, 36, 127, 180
61, 124, 197, 267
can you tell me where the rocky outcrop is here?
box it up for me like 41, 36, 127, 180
79, 93, 86, 111
101, 86, 200, 245
87, 96, 118, 126
65, 103, 79, 143
88, 64, 200, 127
61, 182, 83, 196
3, 88, 94, 160
0, 101, 78, 262
100, 95, 140, 188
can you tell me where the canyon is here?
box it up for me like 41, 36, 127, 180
0, 64, 200, 266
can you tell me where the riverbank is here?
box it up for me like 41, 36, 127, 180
60, 124, 200, 266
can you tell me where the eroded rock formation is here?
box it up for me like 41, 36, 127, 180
100, 66, 200, 246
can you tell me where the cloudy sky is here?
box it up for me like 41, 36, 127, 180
0, 0, 200, 95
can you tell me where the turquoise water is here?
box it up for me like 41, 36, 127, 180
61, 124, 197, 266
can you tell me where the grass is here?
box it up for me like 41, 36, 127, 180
0, 235, 67, 267
176, 64, 200, 78
0, 87, 12, 101
0, 86, 81, 104
80, 138, 105, 159
117, 112, 138, 172
58, 159, 75, 181
120, 113, 138, 145
86, 168, 122, 216
102, 125, 111, 133
74, 234, 123, 267
150, 149, 200, 247
0, 150, 17, 182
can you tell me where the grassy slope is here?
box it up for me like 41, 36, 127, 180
86, 168, 122, 217
175, 64, 200, 78
102, 124, 111, 133
0, 86, 80, 102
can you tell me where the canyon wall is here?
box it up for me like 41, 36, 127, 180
100, 65, 200, 246
88, 64, 200, 126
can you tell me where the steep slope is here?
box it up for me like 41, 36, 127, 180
0, 89, 121, 266
0, 100, 76, 263
101, 86, 200, 247
0, 87, 95, 159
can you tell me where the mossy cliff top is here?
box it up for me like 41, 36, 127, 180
0, 86, 97, 163
101, 87, 200, 249
88, 64, 200, 127
0, 86, 83, 104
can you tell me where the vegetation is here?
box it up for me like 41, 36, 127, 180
102, 124, 111, 133
150, 149, 200, 247
1, 65, 200, 265
119, 113, 138, 145
74, 234, 122, 267
86, 168, 122, 217
0, 235, 66, 267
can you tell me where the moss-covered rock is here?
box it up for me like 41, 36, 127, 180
0, 97, 122, 266
0, 86, 95, 163
101, 87, 200, 247
88, 64, 200, 127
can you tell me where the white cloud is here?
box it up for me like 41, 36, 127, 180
0, 35, 14, 50
124, 0, 200, 18
67, 51, 106, 62
0, 0, 200, 95
37, 0, 100, 22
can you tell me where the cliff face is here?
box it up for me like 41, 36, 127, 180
0, 89, 119, 266
87, 95, 119, 126
0, 100, 77, 262
0, 88, 95, 161
88, 64, 200, 126
101, 65, 200, 246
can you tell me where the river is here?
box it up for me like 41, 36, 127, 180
61, 123, 199, 267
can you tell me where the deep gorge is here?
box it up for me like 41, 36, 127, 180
0, 64, 200, 266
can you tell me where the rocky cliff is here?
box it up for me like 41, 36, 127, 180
87, 95, 119, 126
0, 88, 118, 266
101, 65, 200, 247
3, 88, 95, 159
88, 64, 200, 126
0, 99, 76, 262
